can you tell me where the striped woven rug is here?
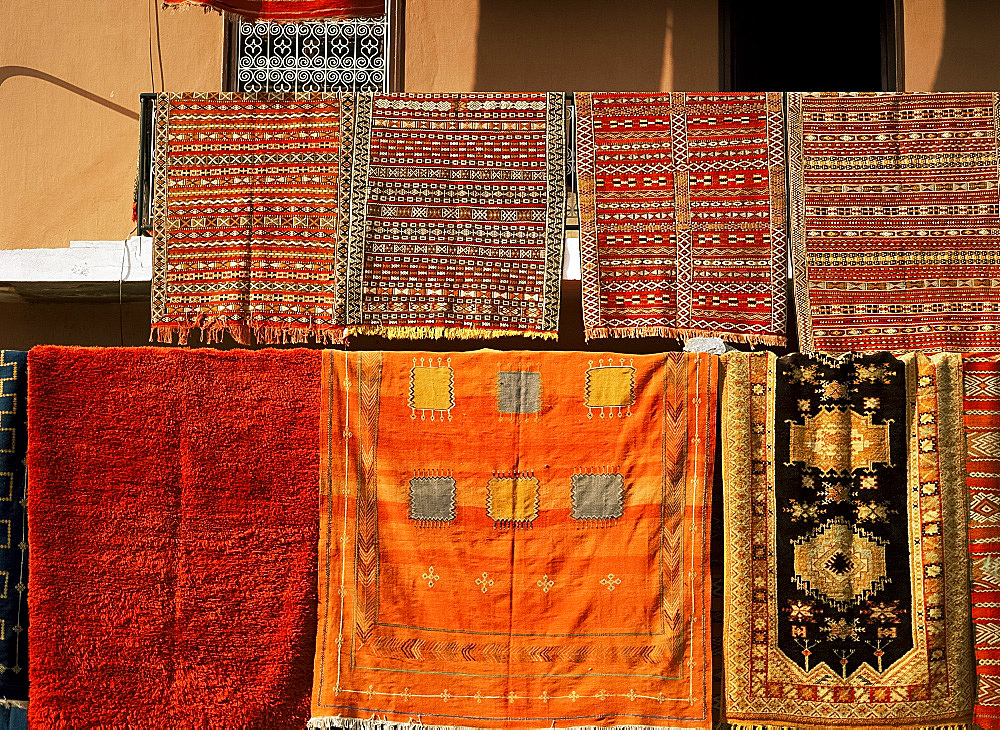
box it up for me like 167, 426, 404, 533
575, 92, 787, 345
789, 92, 1000, 353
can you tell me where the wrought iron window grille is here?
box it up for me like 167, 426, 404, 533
227, 14, 394, 93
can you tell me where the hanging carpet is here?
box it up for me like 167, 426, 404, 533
966, 354, 1000, 729
721, 351, 973, 729
161, 0, 385, 22
26, 347, 320, 728
150, 92, 567, 343
575, 92, 787, 344
0, 352, 27, 705
788, 92, 1000, 353
151, 92, 348, 345
343, 93, 566, 339
309, 350, 716, 728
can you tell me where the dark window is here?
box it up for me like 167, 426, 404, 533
720, 0, 900, 91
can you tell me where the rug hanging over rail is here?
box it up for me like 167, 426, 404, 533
720, 351, 973, 729
342, 93, 566, 339
151, 93, 567, 343
0, 353, 28, 706
788, 92, 1000, 353
310, 350, 716, 728
26, 347, 320, 727
161, 0, 385, 22
965, 354, 1000, 729
151, 92, 348, 345
574, 92, 787, 345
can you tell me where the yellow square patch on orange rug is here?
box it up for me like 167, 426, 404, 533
310, 350, 717, 729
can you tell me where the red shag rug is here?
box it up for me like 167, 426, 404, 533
27, 347, 320, 728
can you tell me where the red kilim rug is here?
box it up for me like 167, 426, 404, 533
26, 347, 320, 728
162, 0, 384, 22
344, 93, 566, 339
152, 92, 347, 345
789, 92, 1000, 353
575, 92, 787, 344
966, 355, 1000, 728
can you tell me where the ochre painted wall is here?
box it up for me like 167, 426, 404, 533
1, 0, 716, 252
903, 0, 1000, 90
0, 1, 223, 251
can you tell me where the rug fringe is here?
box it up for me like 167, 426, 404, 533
309, 718, 689, 730
151, 320, 345, 346
346, 325, 558, 341
0, 700, 26, 710
584, 325, 785, 346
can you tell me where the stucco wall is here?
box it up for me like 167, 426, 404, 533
903, 0, 1000, 90
405, 0, 718, 92
0, 2, 223, 251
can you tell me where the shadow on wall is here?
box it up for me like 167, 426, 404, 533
0, 66, 139, 121
933, 0, 1000, 89
473, 0, 715, 91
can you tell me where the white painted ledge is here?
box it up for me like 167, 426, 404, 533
0, 238, 152, 302
0, 238, 152, 282
562, 234, 581, 280
0, 234, 582, 303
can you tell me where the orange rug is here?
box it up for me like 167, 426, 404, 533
310, 350, 716, 728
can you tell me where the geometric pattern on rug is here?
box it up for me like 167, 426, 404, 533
0, 352, 27, 704
152, 92, 348, 345
575, 92, 787, 344
966, 355, 1000, 728
721, 350, 973, 729
311, 350, 717, 728
344, 94, 566, 339
152, 93, 567, 344
788, 92, 1000, 353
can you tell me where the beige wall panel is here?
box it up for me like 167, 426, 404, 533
0, 1, 223, 250
903, 0, 1000, 90
405, 0, 718, 92
404, 0, 481, 91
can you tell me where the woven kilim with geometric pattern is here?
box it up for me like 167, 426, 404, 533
162, 0, 384, 22
344, 94, 566, 339
152, 93, 566, 343
575, 93, 787, 344
965, 355, 1000, 729
310, 350, 715, 728
152, 92, 348, 345
721, 351, 973, 729
788, 92, 1000, 353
